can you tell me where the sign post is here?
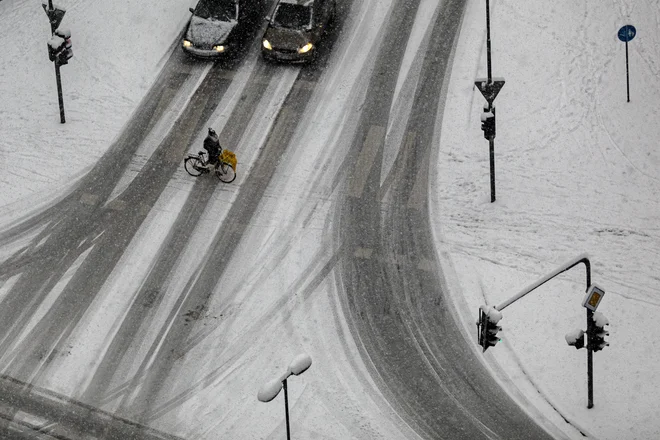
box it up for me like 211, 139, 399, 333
617, 25, 636, 102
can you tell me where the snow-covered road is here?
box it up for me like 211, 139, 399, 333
2, 0, 659, 439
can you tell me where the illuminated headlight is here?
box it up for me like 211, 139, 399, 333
213, 45, 225, 53
262, 39, 272, 50
298, 43, 313, 54
183, 40, 192, 48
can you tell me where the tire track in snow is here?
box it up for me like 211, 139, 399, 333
0, 45, 253, 434
74, 59, 290, 406
336, 0, 561, 438
100, 60, 341, 424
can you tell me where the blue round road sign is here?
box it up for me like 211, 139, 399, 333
618, 25, 636, 42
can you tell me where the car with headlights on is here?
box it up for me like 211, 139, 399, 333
261, 0, 336, 63
182, 0, 253, 58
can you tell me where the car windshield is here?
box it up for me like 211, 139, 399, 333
195, 0, 238, 21
272, 3, 312, 29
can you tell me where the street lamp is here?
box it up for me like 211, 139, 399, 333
258, 353, 312, 440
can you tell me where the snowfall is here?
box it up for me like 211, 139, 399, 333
1, 0, 659, 439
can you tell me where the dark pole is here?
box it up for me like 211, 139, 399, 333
283, 379, 291, 440
47, 0, 65, 123
587, 308, 594, 408
485, 0, 495, 202
625, 40, 630, 102
55, 65, 65, 123
579, 257, 594, 408
489, 136, 495, 202
486, 0, 492, 83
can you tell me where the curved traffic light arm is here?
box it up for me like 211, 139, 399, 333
495, 253, 591, 312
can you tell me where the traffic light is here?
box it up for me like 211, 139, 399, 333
565, 329, 585, 350
478, 305, 502, 352
588, 312, 609, 352
55, 28, 73, 65
47, 35, 65, 62
484, 313, 502, 350
480, 104, 496, 140
48, 41, 57, 62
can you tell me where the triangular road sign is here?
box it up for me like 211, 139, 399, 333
475, 78, 505, 103
42, 3, 66, 31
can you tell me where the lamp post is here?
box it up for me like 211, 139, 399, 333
258, 353, 312, 440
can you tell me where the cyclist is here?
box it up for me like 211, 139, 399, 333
203, 128, 222, 170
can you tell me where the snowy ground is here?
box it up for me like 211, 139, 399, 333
432, 1, 660, 439
1, 0, 659, 439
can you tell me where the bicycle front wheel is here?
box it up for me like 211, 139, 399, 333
216, 163, 236, 183
184, 157, 204, 177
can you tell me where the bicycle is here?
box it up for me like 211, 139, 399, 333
183, 150, 237, 183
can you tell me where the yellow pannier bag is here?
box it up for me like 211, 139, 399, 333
221, 149, 237, 171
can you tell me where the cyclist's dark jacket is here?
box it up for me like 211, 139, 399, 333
204, 132, 221, 164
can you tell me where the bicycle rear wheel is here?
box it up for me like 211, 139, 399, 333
216, 163, 236, 183
184, 157, 204, 177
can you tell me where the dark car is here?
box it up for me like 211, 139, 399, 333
182, 0, 252, 58
261, 0, 336, 63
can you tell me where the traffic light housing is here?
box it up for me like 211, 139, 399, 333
47, 35, 65, 62
58, 46, 73, 65
55, 28, 73, 65
478, 305, 502, 352
565, 329, 585, 350
588, 312, 609, 352
48, 41, 57, 62
481, 104, 496, 140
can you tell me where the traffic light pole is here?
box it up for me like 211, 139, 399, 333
47, 0, 55, 29
586, 308, 594, 408
492, 253, 598, 408
475, 0, 504, 203
486, 0, 494, 202
489, 134, 495, 202
486, 0, 492, 81
495, 254, 591, 311
54, 63, 65, 123
46, 0, 66, 123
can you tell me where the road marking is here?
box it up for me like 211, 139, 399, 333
354, 247, 373, 259
407, 133, 429, 211
417, 257, 434, 272
165, 81, 210, 164
107, 198, 126, 211
349, 125, 385, 198
216, 69, 236, 80
380, 130, 415, 198
145, 85, 180, 136
79, 193, 99, 207
295, 78, 316, 91
139, 202, 152, 217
